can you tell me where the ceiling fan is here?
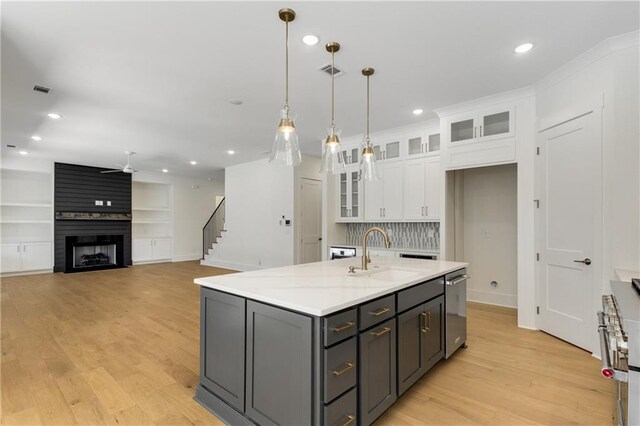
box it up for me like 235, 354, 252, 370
101, 151, 139, 174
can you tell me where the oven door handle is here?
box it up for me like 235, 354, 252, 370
446, 274, 470, 286
597, 311, 628, 382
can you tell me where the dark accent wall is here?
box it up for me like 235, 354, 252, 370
54, 162, 132, 272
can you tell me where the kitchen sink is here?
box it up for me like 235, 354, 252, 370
348, 265, 425, 281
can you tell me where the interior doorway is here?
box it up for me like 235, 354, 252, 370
299, 178, 322, 264
446, 164, 518, 308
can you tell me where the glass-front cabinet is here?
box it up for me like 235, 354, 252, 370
406, 131, 441, 158
340, 147, 359, 165
336, 166, 362, 222
372, 138, 401, 161
427, 132, 440, 153
447, 106, 514, 144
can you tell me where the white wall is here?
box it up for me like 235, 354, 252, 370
457, 164, 518, 308
211, 158, 295, 270
133, 172, 224, 262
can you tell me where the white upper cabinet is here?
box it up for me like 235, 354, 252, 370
364, 162, 403, 221
339, 146, 360, 166
336, 166, 363, 222
446, 106, 514, 145
427, 132, 441, 154
372, 138, 402, 162
403, 157, 440, 221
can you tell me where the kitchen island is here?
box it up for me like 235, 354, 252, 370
194, 257, 468, 426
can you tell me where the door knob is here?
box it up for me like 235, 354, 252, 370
574, 258, 592, 265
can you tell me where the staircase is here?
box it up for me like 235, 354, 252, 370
201, 197, 226, 266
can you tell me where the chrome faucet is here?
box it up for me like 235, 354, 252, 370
361, 226, 391, 270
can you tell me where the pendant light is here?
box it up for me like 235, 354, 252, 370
269, 8, 302, 166
359, 67, 379, 181
320, 42, 346, 174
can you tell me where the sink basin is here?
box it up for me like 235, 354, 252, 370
348, 265, 424, 282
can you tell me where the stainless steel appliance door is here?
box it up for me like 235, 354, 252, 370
445, 269, 468, 359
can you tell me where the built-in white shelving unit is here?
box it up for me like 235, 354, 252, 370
131, 181, 173, 262
0, 168, 54, 273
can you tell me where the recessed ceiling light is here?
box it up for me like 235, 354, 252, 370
31, 135, 42, 141
229, 99, 243, 106
162, 169, 169, 173
302, 35, 319, 46
190, 160, 198, 165
227, 150, 235, 155
412, 109, 424, 116
514, 43, 534, 53
18, 150, 28, 155
47, 113, 62, 119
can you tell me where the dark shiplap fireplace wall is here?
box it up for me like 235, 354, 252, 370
54, 163, 132, 272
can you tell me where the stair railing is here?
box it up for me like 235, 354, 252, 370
203, 197, 225, 259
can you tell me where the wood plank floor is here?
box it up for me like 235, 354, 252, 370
1, 261, 613, 425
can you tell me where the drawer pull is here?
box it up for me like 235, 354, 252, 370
421, 311, 431, 333
341, 415, 356, 426
331, 362, 355, 376
331, 321, 355, 333
368, 306, 390, 317
370, 326, 391, 337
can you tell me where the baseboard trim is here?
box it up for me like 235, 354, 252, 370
467, 289, 517, 309
1, 269, 53, 277
171, 255, 202, 262
200, 258, 262, 272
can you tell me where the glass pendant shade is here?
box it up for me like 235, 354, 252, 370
320, 129, 346, 174
270, 108, 302, 166
359, 142, 379, 181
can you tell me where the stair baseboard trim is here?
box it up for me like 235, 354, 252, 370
200, 258, 263, 272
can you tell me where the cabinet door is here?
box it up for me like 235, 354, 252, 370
152, 238, 172, 260
21, 242, 52, 271
359, 318, 396, 426
348, 169, 362, 221
397, 304, 428, 395
200, 289, 245, 412
132, 238, 152, 262
246, 301, 313, 426
425, 158, 441, 220
423, 295, 445, 370
427, 132, 441, 153
382, 162, 403, 220
382, 140, 401, 161
1, 243, 22, 272
449, 113, 476, 143
337, 172, 350, 221
403, 159, 427, 220
364, 175, 384, 221
406, 135, 425, 158
479, 107, 514, 141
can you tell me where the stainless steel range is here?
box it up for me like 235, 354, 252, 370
598, 279, 639, 426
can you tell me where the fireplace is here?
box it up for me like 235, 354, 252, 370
65, 235, 125, 273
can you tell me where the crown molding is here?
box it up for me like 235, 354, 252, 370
433, 86, 535, 118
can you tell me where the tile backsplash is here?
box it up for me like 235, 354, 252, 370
345, 222, 440, 251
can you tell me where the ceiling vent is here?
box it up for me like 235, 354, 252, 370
6, 144, 16, 148
319, 63, 345, 78
33, 85, 50, 94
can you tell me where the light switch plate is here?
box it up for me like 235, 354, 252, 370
107, 201, 112, 206
95, 200, 100, 206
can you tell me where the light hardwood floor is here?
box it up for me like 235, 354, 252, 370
1, 261, 613, 425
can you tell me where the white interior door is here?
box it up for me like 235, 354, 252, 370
300, 178, 322, 264
537, 111, 601, 351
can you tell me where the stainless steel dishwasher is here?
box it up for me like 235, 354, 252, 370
445, 269, 469, 358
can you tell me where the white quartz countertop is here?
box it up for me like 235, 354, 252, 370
194, 258, 467, 316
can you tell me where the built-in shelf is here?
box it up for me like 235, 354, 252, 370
0, 203, 53, 208
0, 220, 52, 224
132, 207, 170, 211
132, 220, 172, 224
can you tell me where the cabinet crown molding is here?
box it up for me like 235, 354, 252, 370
434, 86, 535, 118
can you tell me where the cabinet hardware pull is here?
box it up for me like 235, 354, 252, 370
421, 311, 431, 333
425, 206, 428, 216
331, 321, 355, 333
370, 326, 391, 337
331, 362, 355, 376
479, 125, 483, 137
342, 415, 356, 426
369, 306, 390, 316
474, 126, 477, 138
422, 206, 425, 216
383, 207, 386, 217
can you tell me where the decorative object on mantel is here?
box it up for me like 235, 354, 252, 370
319, 42, 346, 175
359, 67, 379, 181
269, 8, 302, 167
56, 212, 132, 221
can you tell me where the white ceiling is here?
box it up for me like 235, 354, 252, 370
2, 1, 638, 179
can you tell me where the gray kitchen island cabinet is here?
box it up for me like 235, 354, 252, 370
194, 260, 467, 426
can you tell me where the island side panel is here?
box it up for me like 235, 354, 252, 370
246, 300, 314, 426
200, 288, 246, 412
